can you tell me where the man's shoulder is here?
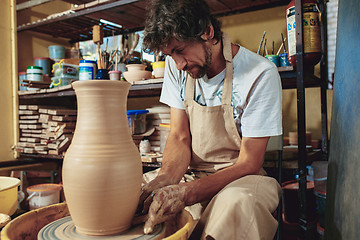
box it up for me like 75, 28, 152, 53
233, 46, 275, 72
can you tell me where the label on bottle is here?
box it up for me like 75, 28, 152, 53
286, 4, 321, 57
79, 66, 94, 81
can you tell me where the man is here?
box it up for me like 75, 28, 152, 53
136, 0, 282, 239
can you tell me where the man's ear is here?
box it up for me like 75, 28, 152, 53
200, 24, 215, 41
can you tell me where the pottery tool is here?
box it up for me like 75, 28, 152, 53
262, 38, 267, 56
281, 33, 287, 53
257, 31, 266, 55
272, 41, 275, 55
92, 25, 104, 69
276, 37, 287, 55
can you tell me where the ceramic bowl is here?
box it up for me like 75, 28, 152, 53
123, 70, 152, 82
153, 67, 165, 78
126, 64, 147, 71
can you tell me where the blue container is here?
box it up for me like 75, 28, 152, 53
18, 72, 27, 91
265, 55, 280, 67
95, 69, 109, 80
126, 110, 149, 135
79, 60, 97, 80
34, 57, 51, 75
279, 53, 291, 67
48, 45, 66, 60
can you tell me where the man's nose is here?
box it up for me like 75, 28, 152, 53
174, 56, 186, 71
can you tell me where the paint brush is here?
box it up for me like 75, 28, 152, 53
257, 31, 266, 55
276, 37, 287, 55
262, 39, 267, 56
281, 33, 287, 53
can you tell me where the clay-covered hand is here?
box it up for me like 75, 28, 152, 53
136, 174, 174, 215
143, 184, 187, 234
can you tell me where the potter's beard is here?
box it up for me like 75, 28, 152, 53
185, 46, 212, 79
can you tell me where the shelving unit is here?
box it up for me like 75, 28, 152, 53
16, 0, 290, 42
15, 0, 329, 238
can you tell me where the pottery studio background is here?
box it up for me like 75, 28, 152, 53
2, 0, 360, 239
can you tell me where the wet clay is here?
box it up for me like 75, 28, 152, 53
62, 80, 143, 236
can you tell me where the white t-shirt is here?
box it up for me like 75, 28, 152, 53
160, 46, 283, 138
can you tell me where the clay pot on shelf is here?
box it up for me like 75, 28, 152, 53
123, 64, 152, 82
62, 80, 142, 236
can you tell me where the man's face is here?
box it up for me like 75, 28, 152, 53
161, 38, 212, 78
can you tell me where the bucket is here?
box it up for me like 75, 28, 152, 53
282, 180, 317, 223
48, 45, 66, 60
127, 110, 149, 135
311, 161, 328, 193
0, 177, 21, 216
26, 184, 62, 210
34, 57, 51, 75
18, 72, 27, 91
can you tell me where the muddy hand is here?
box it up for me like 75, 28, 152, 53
136, 175, 174, 215
144, 184, 186, 234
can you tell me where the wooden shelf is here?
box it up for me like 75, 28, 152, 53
17, 0, 289, 43
18, 82, 163, 99
18, 67, 323, 101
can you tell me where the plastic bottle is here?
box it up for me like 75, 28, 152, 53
79, 60, 97, 80
286, 0, 322, 67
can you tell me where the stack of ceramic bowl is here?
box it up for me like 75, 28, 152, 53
123, 64, 152, 83
151, 61, 165, 78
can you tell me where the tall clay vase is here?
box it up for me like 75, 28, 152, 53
62, 80, 142, 236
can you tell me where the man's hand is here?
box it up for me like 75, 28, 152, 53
136, 174, 174, 215
143, 184, 186, 234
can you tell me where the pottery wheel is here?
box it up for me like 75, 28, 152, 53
38, 216, 165, 240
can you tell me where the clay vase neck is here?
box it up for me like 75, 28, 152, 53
62, 80, 142, 236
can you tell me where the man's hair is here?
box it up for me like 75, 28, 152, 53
143, 0, 222, 54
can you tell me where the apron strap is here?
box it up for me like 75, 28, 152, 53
184, 33, 234, 105
221, 33, 233, 106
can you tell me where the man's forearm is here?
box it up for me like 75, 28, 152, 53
158, 131, 191, 184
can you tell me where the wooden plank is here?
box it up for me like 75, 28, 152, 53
47, 109, 77, 115
16, 0, 55, 11
20, 115, 40, 120
52, 115, 77, 122
19, 120, 38, 124
19, 110, 37, 115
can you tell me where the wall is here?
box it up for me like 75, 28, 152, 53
0, 0, 17, 161
326, 0, 360, 238
17, 0, 72, 72
219, 6, 333, 141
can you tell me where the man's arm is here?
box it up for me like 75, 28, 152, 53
136, 107, 191, 213
182, 136, 269, 206
158, 107, 192, 183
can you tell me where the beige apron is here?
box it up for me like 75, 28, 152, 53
144, 34, 281, 239
183, 34, 240, 173
183, 34, 280, 239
